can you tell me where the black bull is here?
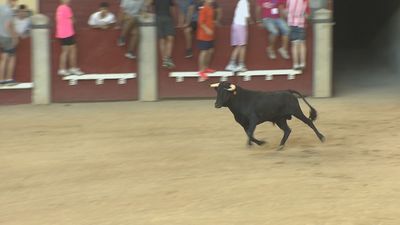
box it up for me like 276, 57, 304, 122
211, 82, 325, 150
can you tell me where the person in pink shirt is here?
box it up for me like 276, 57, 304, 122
256, 0, 290, 60
55, 0, 84, 76
286, 0, 310, 70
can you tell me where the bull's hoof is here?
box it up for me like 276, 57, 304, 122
319, 135, 326, 143
256, 140, 266, 146
277, 145, 285, 151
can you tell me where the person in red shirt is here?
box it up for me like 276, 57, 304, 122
256, 0, 290, 60
197, 0, 216, 81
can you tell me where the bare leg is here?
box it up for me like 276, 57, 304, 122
300, 41, 306, 67
269, 34, 277, 50
198, 50, 207, 71
184, 26, 192, 50
238, 45, 246, 64
159, 38, 166, 59
205, 48, 214, 68
121, 17, 133, 38
230, 46, 240, 63
165, 35, 174, 59
59, 46, 69, 70
0, 53, 7, 81
291, 41, 299, 68
5, 55, 15, 80
69, 45, 77, 69
127, 25, 139, 53
282, 35, 289, 51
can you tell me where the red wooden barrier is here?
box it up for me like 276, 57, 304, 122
158, 25, 313, 99
50, 29, 138, 103
0, 38, 32, 105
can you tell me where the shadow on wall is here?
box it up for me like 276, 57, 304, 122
372, 7, 400, 73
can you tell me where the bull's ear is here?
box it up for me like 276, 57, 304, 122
226, 84, 236, 92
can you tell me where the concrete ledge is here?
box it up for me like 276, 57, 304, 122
169, 71, 234, 82
237, 69, 302, 81
62, 73, 136, 85
169, 69, 302, 82
0, 83, 33, 90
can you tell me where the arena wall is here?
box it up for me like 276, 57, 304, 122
1, 0, 317, 104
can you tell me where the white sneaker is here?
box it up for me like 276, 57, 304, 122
58, 69, 71, 76
125, 52, 136, 59
69, 68, 84, 75
278, 47, 290, 59
235, 64, 248, 72
267, 48, 276, 59
225, 63, 237, 71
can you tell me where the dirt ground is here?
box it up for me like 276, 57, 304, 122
1, 93, 400, 225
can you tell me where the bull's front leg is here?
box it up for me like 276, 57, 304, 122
245, 118, 266, 147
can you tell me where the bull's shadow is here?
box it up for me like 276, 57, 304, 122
211, 82, 325, 150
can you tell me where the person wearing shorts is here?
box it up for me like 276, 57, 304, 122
286, 0, 310, 70
183, 0, 221, 59
225, 0, 251, 72
56, 0, 84, 76
153, 0, 175, 69
0, 0, 18, 85
256, 0, 290, 60
117, 0, 145, 60
197, 0, 216, 81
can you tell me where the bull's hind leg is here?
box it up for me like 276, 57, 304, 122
276, 119, 292, 150
293, 111, 325, 142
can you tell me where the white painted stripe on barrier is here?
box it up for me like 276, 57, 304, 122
62, 73, 136, 85
0, 82, 33, 90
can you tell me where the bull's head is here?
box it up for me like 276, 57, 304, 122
210, 82, 236, 108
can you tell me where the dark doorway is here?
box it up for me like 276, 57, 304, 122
333, 0, 400, 97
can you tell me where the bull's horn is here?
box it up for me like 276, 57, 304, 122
210, 83, 220, 88
227, 84, 236, 91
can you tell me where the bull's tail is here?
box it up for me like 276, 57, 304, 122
288, 90, 317, 121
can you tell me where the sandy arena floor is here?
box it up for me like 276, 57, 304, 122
1, 95, 400, 225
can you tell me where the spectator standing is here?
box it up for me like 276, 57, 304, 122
176, 0, 189, 28
197, 0, 216, 81
177, 0, 194, 58
152, 0, 176, 68
55, 0, 84, 76
256, 0, 290, 60
14, 4, 31, 38
0, 0, 18, 85
286, 0, 310, 70
182, 0, 221, 58
117, 0, 146, 60
88, 2, 116, 29
225, 0, 251, 72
